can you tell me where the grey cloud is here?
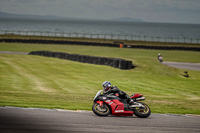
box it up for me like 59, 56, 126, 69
0, 0, 200, 24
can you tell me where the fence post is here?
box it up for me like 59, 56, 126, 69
143, 36, 146, 41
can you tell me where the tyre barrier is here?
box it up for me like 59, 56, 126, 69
0, 39, 118, 47
1, 39, 200, 51
125, 45, 200, 51
28, 51, 134, 70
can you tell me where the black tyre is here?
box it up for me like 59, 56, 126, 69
92, 102, 110, 116
133, 102, 151, 118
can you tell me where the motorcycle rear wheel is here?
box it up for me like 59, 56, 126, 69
92, 102, 110, 116
133, 102, 151, 118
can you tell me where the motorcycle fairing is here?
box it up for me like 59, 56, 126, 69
97, 94, 120, 101
105, 99, 133, 116
131, 93, 143, 99
96, 101, 103, 107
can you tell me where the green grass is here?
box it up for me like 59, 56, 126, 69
0, 43, 200, 63
0, 42, 200, 115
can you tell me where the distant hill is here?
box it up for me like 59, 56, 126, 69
0, 11, 61, 20
0, 11, 145, 22
111, 17, 145, 22
0, 11, 99, 21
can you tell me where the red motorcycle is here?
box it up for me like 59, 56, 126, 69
92, 90, 151, 118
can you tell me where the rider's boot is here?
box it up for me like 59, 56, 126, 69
127, 97, 135, 105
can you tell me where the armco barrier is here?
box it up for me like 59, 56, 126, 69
28, 51, 134, 70
1, 30, 200, 44
0, 39, 118, 47
124, 45, 200, 51
1, 38, 200, 51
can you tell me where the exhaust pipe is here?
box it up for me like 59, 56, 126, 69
129, 103, 145, 108
136, 97, 145, 101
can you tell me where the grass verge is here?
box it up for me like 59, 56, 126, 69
0, 42, 200, 114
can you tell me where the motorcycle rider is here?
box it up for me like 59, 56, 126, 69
102, 81, 133, 104
158, 53, 163, 63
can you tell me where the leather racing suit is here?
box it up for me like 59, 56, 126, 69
104, 86, 132, 104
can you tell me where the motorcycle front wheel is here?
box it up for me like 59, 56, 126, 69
92, 102, 110, 116
133, 102, 151, 118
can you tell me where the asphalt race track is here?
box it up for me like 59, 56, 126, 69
0, 107, 199, 133
0, 51, 28, 55
163, 61, 200, 71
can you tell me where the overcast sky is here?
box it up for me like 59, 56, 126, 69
0, 0, 200, 24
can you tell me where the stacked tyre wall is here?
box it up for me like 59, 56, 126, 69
29, 51, 133, 70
